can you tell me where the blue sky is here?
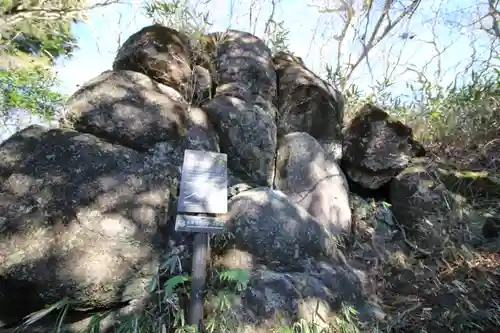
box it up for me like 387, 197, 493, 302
1, 0, 497, 142
53, 0, 496, 96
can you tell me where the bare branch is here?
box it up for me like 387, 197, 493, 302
343, 0, 422, 85
482, 0, 500, 39
333, 2, 355, 89
264, 0, 278, 36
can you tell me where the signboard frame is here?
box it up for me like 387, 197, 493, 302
174, 149, 229, 330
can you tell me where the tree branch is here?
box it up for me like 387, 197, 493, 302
343, 0, 422, 85
1, 0, 124, 30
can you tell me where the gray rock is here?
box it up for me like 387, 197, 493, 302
209, 251, 370, 332
0, 125, 179, 328
62, 70, 191, 151
224, 187, 340, 270
112, 24, 194, 100
202, 96, 277, 187
143, 106, 220, 170
273, 52, 344, 161
343, 104, 426, 189
236, 262, 367, 327
191, 65, 213, 106
215, 30, 277, 106
274, 132, 352, 235
389, 158, 484, 250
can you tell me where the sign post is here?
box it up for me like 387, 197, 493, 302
175, 149, 228, 332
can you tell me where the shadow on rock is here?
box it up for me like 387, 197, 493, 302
0, 125, 182, 329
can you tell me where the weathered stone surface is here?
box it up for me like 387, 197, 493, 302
211, 248, 373, 332
343, 104, 426, 189
274, 132, 352, 235
234, 265, 366, 331
0, 125, 47, 180
141, 106, 220, 171
273, 52, 344, 161
62, 70, 191, 151
113, 24, 193, 99
214, 30, 276, 106
202, 95, 277, 187
191, 65, 213, 106
184, 106, 219, 152
223, 187, 340, 270
0, 125, 179, 328
227, 171, 255, 199
389, 158, 492, 250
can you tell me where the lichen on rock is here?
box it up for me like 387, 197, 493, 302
1, 23, 498, 333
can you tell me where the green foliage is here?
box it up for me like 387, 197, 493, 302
143, 0, 211, 37
0, 66, 67, 120
277, 304, 360, 333
17, 297, 71, 332
164, 274, 190, 296
0, 0, 85, 60
0, 0, 83, 132
265, 20, 290, 53
218, 267, 249, 291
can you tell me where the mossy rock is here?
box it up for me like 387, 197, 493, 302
399, 157, 500, 199
436, 167, 500, 199
390, 157, 499, 250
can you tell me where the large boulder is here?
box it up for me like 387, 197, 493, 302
220, 187, 341, 270
202, 96, 277, 187
343, 104, 426, 189
198, 30, 278, 187
209, 187, 375, 331
113, 24, 194, 100
274, 132, 352, 235
0, 126, 180, 328
61, 70, 191, 151
273, 51, 344, 161
212, 30, 277, 107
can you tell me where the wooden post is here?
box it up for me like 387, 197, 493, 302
175, 149, 228, 332
188, 232, 209, 330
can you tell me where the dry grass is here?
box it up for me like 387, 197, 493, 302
344, 74, 500, 332
348, 192, 500, 332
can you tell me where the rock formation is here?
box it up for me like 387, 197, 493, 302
273, 51, 344, 162
342, 103, 426, 190
1, 24, 498, 333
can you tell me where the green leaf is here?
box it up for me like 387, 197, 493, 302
0, 66, 66, 120
164, 274, 190, 296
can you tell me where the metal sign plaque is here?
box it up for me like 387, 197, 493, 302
177, 149, 228, 214
175, 149, 228, 233
175, 214, 227, 233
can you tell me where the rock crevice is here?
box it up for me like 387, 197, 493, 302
3, 24, 495, 333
